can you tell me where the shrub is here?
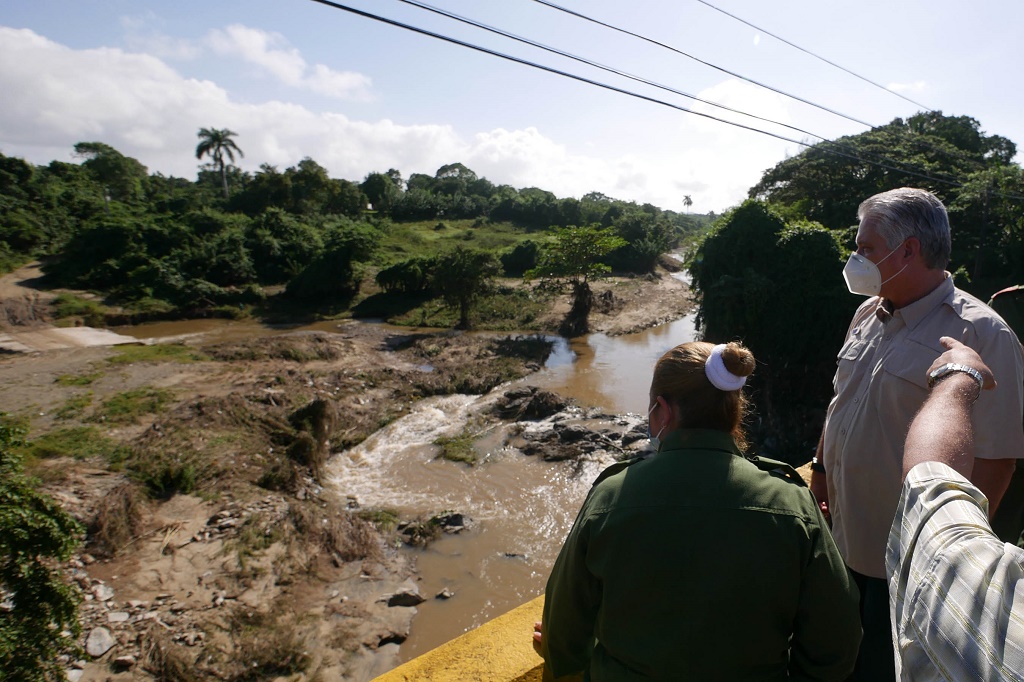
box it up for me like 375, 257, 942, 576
0, 415, 84, 680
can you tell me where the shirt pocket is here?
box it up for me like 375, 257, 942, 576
881, 342, 941, 390
834, 338, 868, 390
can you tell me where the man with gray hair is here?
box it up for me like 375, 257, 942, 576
809, 187, 1024, 681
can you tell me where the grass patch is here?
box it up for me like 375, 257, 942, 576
356, 508, 400, 533
54, 392, 93, 420
126, 448, 217, 499
17, 425, 124, 461
230, 513, 285, 567
376, 219, 534, 266
52, 293, 108, 326
95, 387, 174, 423
108, 343, 208, 365
434, 430, 477, 465
55, 371, 104, 386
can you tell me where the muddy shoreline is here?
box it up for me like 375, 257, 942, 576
0, 265, 695, 681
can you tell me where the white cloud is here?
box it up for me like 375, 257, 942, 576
887, 80, 927, 94
120, 14, 200, 60
205, 24, 372, 100
0, 26, 770, 213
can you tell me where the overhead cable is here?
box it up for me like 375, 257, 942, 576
396, 0, 833, 144
305, 0, 1022, 199
694, 0, 933, 111
529, 0, 875, 128
530, 0, 966, 167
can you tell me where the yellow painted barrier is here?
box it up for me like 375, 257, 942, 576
373, 595, 545, 682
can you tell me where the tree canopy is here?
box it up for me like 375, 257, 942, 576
196, 127, 244, 199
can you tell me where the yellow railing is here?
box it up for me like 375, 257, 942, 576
373, 595, 545, 682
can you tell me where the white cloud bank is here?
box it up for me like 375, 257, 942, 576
205, 24, 373, 100
0, 25, 793, 213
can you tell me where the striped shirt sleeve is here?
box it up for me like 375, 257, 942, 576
887, 461, 1024, 681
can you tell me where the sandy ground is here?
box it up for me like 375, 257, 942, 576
0, 262, 696, 681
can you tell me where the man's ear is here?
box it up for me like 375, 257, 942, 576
903, 237, 921, 262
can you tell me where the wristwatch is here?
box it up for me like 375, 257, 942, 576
927, 363, 984, 393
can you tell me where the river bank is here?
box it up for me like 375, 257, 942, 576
0, 265, 694, 681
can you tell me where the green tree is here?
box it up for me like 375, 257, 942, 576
432, 246, 501, 330
361, 172, 400, 213
687, 201, 855, 458
195, 127, 244, 199
73, 142, 148, 203
0, 416, 83, 680
527, 225, 626, 336
683, 195, 693, 213
286, 218, 379, 300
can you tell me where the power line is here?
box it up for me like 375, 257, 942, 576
528, 0, 875, 128
529, 0, 970, 170
694, 0, 933, 111
396, 0, 835, 145
304, 0, 1023, 200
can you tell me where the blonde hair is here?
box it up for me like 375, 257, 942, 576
651, 341, 755, 449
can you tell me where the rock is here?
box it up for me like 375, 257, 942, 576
112, 655, 136, 670
386, 581, 425, 607
435, 587, 455, 600
494, 387, 568, 420
127, 599, 146, 609
65, 670, 84, 682
85, 627, 116, 657
555, 424, 592, 443
92, 584, 114, 602
106, 612, 130, 624
80, 554, 95, 565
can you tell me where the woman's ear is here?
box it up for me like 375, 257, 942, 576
656, 395, 676, 430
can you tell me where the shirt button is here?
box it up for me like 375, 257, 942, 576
841, 428, 847, 435
884, 334, 892, 341
853, 398, 859, 404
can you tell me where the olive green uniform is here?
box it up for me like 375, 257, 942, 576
541, 429, 861, 681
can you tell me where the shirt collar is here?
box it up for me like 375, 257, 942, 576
893, 272, 954, 331
659, 428, 743, 456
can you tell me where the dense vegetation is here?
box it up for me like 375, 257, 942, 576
0, 137, 709, 327
691, 111, 1024, 461
0, 416, 83, 681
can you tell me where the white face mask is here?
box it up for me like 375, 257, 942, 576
842, 243, 908, 297
647, 403, 665, 449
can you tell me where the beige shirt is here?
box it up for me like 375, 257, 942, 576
823, 274, 1024, 578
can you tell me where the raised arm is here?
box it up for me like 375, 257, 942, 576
903, 337, 996, 480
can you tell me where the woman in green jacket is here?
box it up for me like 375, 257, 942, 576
538, 341, 861, 681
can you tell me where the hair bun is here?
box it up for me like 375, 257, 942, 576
721, 342, 755, 378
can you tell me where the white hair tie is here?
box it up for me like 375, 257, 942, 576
705, 344, 746, 391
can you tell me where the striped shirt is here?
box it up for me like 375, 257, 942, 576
887, 461, 1024, 681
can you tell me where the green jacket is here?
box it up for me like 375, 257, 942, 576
541, 429, 861, 681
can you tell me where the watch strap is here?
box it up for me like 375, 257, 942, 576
927, 362, 984, 393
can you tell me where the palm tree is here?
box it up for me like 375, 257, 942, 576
195, 128, 244, 199
683, 195, 693, 214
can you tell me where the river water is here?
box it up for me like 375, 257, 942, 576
115, 307, 700, 663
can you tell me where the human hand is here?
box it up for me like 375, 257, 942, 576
929, 337, 997, 390
533, 621, 543, 654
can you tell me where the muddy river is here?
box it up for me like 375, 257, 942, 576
114, 312, 699, 661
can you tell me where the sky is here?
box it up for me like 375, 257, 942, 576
1, 0, 1022, 214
